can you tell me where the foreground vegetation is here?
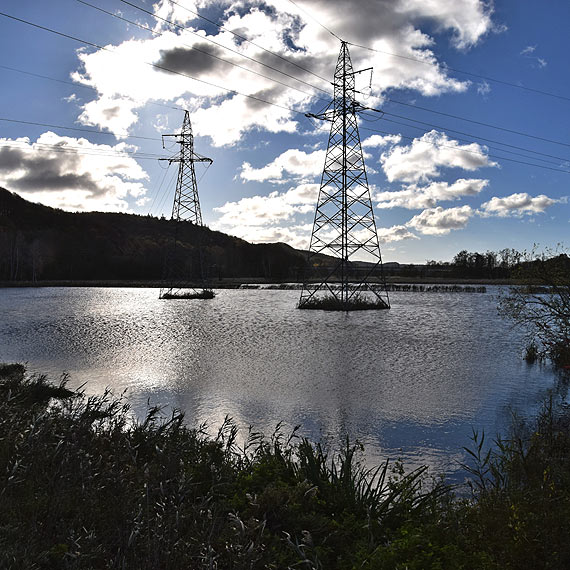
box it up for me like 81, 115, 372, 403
2, 364, 570, 569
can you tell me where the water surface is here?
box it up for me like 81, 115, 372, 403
0, 286, 558, 480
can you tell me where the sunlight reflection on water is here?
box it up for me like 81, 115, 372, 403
0, 286, 560, 481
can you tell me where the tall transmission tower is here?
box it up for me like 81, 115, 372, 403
159, 110, 214, 300
298, 42, 390, 311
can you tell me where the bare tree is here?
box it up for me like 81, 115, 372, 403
499, 248, 570, 368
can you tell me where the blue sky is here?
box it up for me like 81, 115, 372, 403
1, 0, 568, 263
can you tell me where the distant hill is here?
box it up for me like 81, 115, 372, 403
0, 188, 308, 282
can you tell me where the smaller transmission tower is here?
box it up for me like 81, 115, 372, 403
159, 111, 213, 299
298, 42, 390, 311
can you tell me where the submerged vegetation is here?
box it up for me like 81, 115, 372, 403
160, 288, 216, 300
2, 364, 570, 568
298, 292, 390, 311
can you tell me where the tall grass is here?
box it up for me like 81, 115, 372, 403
2, 364, 570, 568
0, 365, 448, 569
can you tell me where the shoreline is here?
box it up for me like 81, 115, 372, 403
0, 276, 521, 288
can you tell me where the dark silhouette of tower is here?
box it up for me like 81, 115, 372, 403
159, 111, 213, 299
298, 42, 390, 310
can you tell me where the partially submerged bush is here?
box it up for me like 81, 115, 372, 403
499, 250, 570, 369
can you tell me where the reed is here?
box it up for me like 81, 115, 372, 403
2, 365, 570, 568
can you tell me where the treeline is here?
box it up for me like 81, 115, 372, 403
425, 248, 523, 279
383, 248, 525, 279
0, 188, 307, 282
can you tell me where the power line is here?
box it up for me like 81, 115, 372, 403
165, 0, 330, 83
117, 0, 331, 96
76, 0, 330, 103
230, 2, 570, 150
385, 99, 570, 149
285, 0, 343, 42
365, 117, 564, 167
0, 140, 165, 160
370, 113, 570, 163
349, 41, 570, 104
5, 5, 563, 157
379, 111, 570, 155
147, 161, 172, 215
3, 8, 568, 178
5, 50, 565, 168
0, 63, 184, 112
359, 125, 570, 175
0, 117, 160, 142
0, 9, 308, 118
3, 109, 565, 171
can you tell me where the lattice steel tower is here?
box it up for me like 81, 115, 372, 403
159, 111, 213, 299
298, 42, 390, 310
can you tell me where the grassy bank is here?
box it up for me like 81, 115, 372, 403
1, 364, 570, 569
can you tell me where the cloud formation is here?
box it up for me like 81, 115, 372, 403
212, 183, 319, 246
375, 178, 488, 209
520, 45, 547, 68
407, 205, 474, 235
240, 148, 326, 182
362, 134, 402, 148
480, 192, 563, 217
0, 133, 148, 211
380, 130, 497, 183
70, 0, 497, 144
376, 224, 419, 244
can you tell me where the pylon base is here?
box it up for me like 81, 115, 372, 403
159, 288, 215, 300
298, 292, 389, 311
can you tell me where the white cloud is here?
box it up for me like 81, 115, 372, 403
362, 134, 402, 148
152, 0, 202, 31
211, 182, 320, 247
78, 96, 140, 136
240, 148, 325, 182
69, 0, 496, 144
220, 223, 312, 249
0, 133, 148, 211
213, 183, 319, 226
520, 45, 536, 56
520, 44, 547, 69
477, 80, 491, 96
376, 224, 419, 243
375, 178, 488, 209
480, 192, 564, 217
398, 0, 495, 49
381, 130, 497, 183
407, 205, 474, 235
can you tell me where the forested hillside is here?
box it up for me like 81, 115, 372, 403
0, 188, 307, 282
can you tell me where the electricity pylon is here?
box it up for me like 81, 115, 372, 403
159, 110, 214, 299
298, 41, 390, 311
